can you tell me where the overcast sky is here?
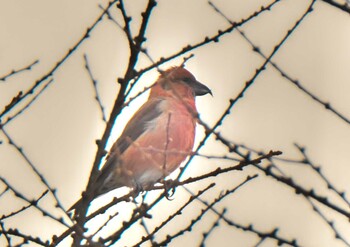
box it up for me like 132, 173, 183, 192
1, 0, 350, 246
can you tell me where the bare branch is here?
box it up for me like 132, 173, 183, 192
208, 0, 350, 126
0, 60, 39, 82
83, 54, 106, 122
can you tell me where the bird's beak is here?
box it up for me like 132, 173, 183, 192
192, 80, 212, 96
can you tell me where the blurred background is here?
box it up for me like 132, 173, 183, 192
1, 0, 350, 246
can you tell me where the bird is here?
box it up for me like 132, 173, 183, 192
70, 66, 211, 211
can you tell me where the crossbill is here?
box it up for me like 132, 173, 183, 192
71, 66, 211, 210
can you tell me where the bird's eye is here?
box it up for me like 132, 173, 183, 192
183, 77, 192, 83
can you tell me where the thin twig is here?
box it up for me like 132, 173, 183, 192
83, 54, 106, 122
0, 177, 68, 228
2, 78, 53, 126
183, 175, 300, 247
0, 128, 71, 226
132, 183, 216, 247
0, 190, 49, 220
199, 208, 226, 247
0, 60, 39, 82
0, 0, 119, 118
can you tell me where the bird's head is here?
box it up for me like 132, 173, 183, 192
150, 67, 212, 100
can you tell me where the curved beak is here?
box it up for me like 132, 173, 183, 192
192, 80, 212, 96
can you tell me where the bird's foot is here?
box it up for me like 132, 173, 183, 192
162, 179, 175, 200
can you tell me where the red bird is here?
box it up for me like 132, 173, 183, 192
72, 66, 211, 210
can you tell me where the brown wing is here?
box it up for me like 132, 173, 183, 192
93, 98, 164, 195
113, 98, 164, 154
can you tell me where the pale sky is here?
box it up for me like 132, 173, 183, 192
1, 0, 350, 246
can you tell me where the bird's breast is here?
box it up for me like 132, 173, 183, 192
144, 100, 196, 155
118, 99, 197, 187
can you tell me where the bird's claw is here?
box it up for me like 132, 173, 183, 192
163, 179, 175, 200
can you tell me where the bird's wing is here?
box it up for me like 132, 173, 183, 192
93, 98, 164, 192
113, 97, 164, 154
